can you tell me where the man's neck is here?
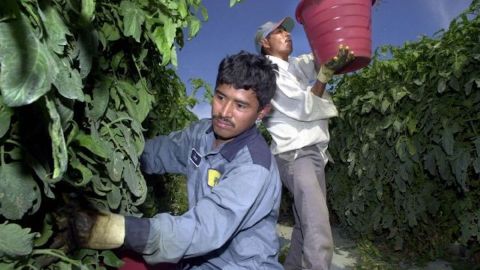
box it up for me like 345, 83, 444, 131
268, 52, 289, 61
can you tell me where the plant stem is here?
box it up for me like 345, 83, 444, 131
31, 249, 83, 267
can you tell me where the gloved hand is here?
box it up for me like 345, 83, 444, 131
317, 44, 355, 83
71, 209, 125, 250
52, 194, 126, 251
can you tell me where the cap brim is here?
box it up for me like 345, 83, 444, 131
278, 17, 294, 33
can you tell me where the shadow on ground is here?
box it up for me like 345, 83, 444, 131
276, 224, 469, 270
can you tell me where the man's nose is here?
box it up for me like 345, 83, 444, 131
220, 101, 234, 117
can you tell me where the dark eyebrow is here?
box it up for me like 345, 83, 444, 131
215, 88, 252, 107
236, 100, 250, 107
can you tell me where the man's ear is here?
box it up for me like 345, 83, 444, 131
260, 38, 270, 52
257, 104, 272, 120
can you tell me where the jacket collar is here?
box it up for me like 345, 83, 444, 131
206, 124, 259, 162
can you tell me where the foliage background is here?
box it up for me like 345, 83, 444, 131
327, 0, 480, 261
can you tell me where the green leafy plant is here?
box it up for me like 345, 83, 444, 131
0, 0, 222, 268
327, 0, 480, 260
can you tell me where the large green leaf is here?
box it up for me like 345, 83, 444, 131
118, 123, 140, 165
69, 153, 93, 186
0, 162, 41, 220
45, 96, 68, 181
116, 80, 153, 123
188, 16, 201, 38
452, 149, 470, 191
177, 0, 188, 18
229, 0, 243, 7
149, 17, 177, 66
441, 126, 455, 156
395, 137, 408, 162
0, 100, 13, 138
474, 137, 480, 157
106, 151, 124, 182
0, 263, 14, 270
76, 28, 97, 79
472, 157, 480, 174
473, 137, 480, 173
25, 152, 56, 189
107, 185, 122, 209
423, 150, 437, 176
99, 23, 121, 47
120, 0, 145, 42
53, 56, 84, 101
123, 160, 146, 200
437, 78, 447, 93
101, 250, 123, 268
91, 175, 111, 195
453, 53, 468, 78
53, 94, 75, 129
41, 5, 70, 54
87, 77, 112, 121
81, 0, 96, 24
433, 145, 452, 180
73, 131, 109, 159
0, 14, 58, 107
33, 216, 53, 247
0, 222, 36, 257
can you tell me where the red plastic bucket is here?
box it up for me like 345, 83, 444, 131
295, 0, 375, 74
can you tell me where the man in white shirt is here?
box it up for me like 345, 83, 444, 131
255, 17, 354, 270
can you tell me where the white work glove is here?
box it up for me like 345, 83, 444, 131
72, 210, 125, 249
317, 44, 355, 83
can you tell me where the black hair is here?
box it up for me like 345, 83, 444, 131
215, 51, 278, 109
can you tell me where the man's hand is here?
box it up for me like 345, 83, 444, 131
71, 209, 125, 250
317, 44, 355, 83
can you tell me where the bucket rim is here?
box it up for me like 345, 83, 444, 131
295, 0, 377, 24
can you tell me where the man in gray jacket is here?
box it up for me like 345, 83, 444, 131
69, 51, 284, 269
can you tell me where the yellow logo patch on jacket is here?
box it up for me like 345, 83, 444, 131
207, 169, 221, 187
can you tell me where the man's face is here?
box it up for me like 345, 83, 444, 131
263, 26, 293, 57
211, 84, 269, 145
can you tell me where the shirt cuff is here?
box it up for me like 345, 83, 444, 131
124, 216, 150, 253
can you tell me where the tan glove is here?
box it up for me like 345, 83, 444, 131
317, 44, 355, 83
72, 210, 125, 249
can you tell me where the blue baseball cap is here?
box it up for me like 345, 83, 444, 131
254, 17, 294, 53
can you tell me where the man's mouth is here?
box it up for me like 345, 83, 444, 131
214, 117, 234, 128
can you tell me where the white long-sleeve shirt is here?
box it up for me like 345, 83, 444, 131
264, 54, 338, 155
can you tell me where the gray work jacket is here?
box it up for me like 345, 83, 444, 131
125, 119, 283, 269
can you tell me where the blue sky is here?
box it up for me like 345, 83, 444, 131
176, 0, 472, 119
